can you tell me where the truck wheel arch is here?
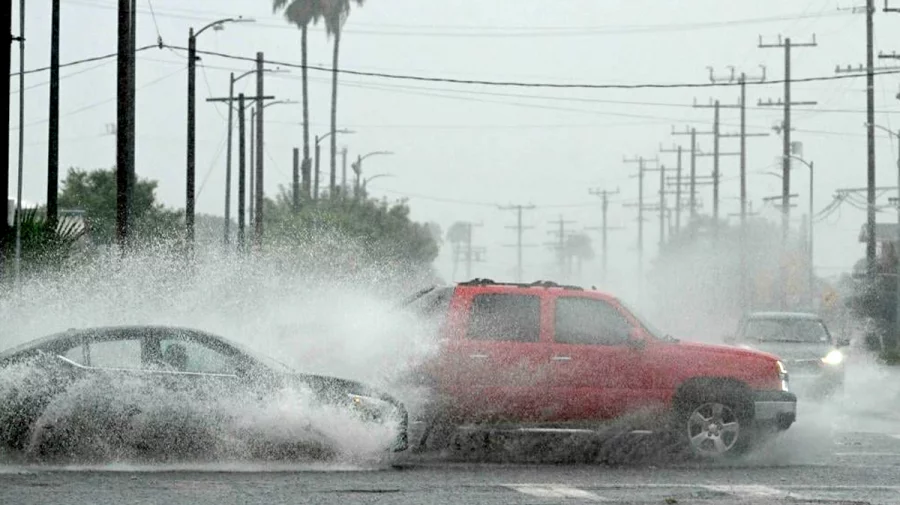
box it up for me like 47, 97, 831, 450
672, 377, 754, 421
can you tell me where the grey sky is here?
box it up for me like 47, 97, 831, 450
8, 0, 900, 297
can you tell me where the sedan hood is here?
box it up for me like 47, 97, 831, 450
736, 341, 832, 361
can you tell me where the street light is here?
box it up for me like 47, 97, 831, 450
187, 16, 254, 248
362, 173, 395, 193
247, 99, 297, 224
313, 129, 354, 200
786, 152, 815, 307
351, 151, 395, 199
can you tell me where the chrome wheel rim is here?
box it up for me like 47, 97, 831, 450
686, 402, 740, 456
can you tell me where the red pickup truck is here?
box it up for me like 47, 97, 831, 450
401, 279, 796, 459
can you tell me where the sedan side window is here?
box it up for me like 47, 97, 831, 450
554, 297, 633, 346
159, 338, 238, 375
62, 343, 87, 365
466, 294, 541, 343
88, 339, 143, 369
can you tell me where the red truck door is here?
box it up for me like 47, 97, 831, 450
443, 290, 554, 423
545, 294, 648, 421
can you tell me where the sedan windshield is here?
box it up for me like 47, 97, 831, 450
743, 318, 831, 343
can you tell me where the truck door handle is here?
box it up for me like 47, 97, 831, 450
551, 356, 572, 361
469, 354, 489, 359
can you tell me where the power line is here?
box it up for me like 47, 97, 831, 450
9, 44, 158, 77
165, 44, 900, 91
10, 66, 184, 130
65, 1, 853, 37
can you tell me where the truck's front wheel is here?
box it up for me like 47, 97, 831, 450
674, 388, 754, 459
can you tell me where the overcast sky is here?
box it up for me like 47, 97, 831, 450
7, 0, 900, 296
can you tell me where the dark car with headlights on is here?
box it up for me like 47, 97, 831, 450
0, 326, 408, 459
727, 312, 847, 398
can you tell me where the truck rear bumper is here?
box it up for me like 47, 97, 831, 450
753, 390, 797, 430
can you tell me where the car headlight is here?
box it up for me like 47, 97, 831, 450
347, 393, 394, 421
777, 360, 790, 392
821, 349, 844, 366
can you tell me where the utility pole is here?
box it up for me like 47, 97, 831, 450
186, 27, 197, 249
588, 188, 621, 281
692, 136, 740, 233
706, 65, 768, 313
672, 126, 716, 226
642, 164, 669, 247
237, 93, 247, 249
499, 204, 536, 283
692, 93, 743, 236
254, 52, 265, 247
340, 146, 348, 198
659, 145, 687, 233
865, 0, 877, 283
708, 66, 768, 231
0, 1, 10, 280
207, 90, 275, 247
623, 156, 659, 285
759, 34, 817, 309
1, 0, 12, 275
759, 37, 817, 262
46, 0, 61, 229
115, 0, 133, 251
546, 215, 577, 281
249, 109, 255, 227
292, 147, 300, 210
224, 73, 236, 243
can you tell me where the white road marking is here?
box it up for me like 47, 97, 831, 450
504, 484, 608, 501
835, 452, 900, 457
702, 484, 810, 500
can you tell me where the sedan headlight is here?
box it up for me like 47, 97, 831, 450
821, 349, 844, 366
347, 393, 394, 421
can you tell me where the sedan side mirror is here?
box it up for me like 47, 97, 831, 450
836, 338, 851, 348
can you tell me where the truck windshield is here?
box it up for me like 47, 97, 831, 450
616, 299, 666, 340
401, 286, 454, 320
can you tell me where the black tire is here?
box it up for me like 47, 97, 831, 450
672, 387, 755, 460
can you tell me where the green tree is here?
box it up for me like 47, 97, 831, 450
845, 254, 899, 353
1, 207, 86, 278
564, 232, 594, 277
57, 167, 181, 245
273, 0, 324, 186
263, 185, 439, 278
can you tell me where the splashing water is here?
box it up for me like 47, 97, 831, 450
0, 235, 442, 467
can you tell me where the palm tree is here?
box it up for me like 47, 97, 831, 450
272, 0, 324, 199
322, 0, 365, 197
446, 221, 469, 280
564, 233, 594, 279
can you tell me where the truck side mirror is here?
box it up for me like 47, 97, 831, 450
627, 328, 647, 350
